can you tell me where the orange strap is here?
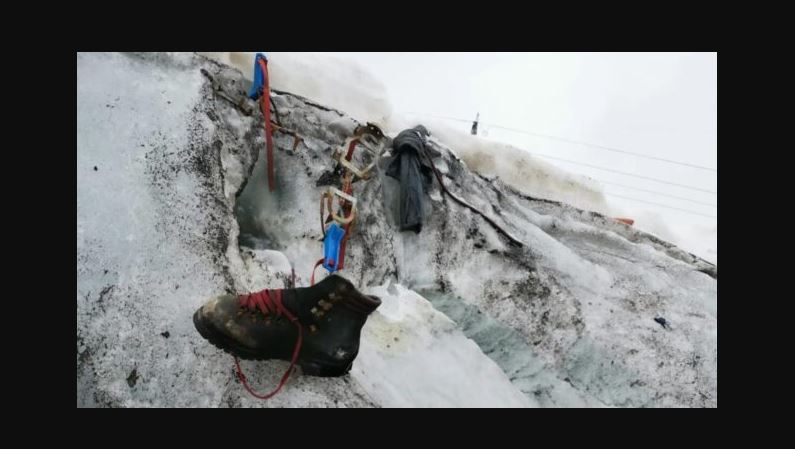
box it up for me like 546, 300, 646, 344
310, 258, 325, 285
257, 58, 275, 192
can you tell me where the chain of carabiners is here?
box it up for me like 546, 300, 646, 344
315, 125, 386, 279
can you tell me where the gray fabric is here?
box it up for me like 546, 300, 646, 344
385, 126, 436, 232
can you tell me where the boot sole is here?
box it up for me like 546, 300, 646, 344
193, 310, 353, 377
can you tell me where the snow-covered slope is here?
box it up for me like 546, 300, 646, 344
202, 52, 716, 266
77, 53, 716, 407
201, 52, 612, 216
200, 52, 393, 127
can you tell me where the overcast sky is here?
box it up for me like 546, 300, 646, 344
331, 52, 717, 231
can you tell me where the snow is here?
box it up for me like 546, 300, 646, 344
353, 282, 533, 407
201, 52, 612, 218
78, 52, 238, 407
76, 53, 534, 407
201, 52, 716, 264
78, 53, 716, 408
387, 114, 613, 215
613, 208, 717, 265
200, 52, 393, 126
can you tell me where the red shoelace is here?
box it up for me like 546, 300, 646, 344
233, 288, 303, 400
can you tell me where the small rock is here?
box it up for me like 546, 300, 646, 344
94, 166, 98, 171
127, 369, 139, 388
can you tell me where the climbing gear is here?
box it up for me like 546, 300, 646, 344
332, 133, 383, 181
247, 54, 305, 190
322, 222, 346, 272
247, 53, 269, 100
200, 66, 300, 155
336, 175, 356, 271
248, 53, 276, 192
271, 122, 303, 151
191, 86, 389, 401
310, 258, 325, 286
193, 274, 382, 396
321, 187, 357, 226
200, 69, 254, 116
313, 123, 387, 280
615, 217, 635, 226
192, 84, 390, 398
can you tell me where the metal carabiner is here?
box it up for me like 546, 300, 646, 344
320, 187, 357, 226
332, 135, 385, 181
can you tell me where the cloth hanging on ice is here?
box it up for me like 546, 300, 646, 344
385, 125, 440, 233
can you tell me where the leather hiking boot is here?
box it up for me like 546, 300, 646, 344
193, 274, 381, 377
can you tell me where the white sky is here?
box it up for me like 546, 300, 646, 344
331, 52, 717, 235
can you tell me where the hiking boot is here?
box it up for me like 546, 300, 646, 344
193, 274, 381, 377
